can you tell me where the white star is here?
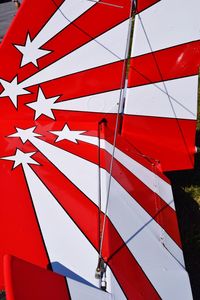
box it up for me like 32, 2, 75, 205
0, 77, 31, 108
15, 34, 51, 67
8, 127, 42, 143
26, 88, 59, 120
1, 149, 39, 169
51, 124, 86, 143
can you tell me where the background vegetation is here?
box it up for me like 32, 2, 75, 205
168, 84, 200, 299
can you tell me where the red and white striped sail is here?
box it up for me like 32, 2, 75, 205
122, 0, 200, 171
0, 0, 197, 299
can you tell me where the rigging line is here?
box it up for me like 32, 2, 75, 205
50, 0, 122, 60
40, 1, 193, 117
104, 199, 185, 269
125, 8, 195, 117
98, 123, 102, 254
128, 64, 196, 117
137, 13, 194, 164
47, 0, 168, 199
99, 0, 135, 262
97, 119, 103, 288
118, 14, 135, 131
86, 0, 123, 9
49, 2, 195, 117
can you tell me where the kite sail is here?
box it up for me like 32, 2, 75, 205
0, 0, 199, 299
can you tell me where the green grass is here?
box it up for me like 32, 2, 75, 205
184, 185, 200, 206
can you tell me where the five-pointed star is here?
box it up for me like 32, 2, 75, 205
1, 149, 39, 169
0, 77, 30, 108
15, 34, 51, 67
26, 88, 59, 120
8, 126, 42, 143
50, 124, 86, 143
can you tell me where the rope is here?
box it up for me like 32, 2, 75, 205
98, 1, 135, 278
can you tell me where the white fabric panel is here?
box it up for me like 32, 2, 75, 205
23, 164, 99, 287
21, 19, 130, 88
101, 169, 183, 264
67, 278, 111, 300
133, 0, 200, 56
101, 139, 175, 210
124, 76, 198, 120
54, 89, 120, 113
104, 170, 193, 299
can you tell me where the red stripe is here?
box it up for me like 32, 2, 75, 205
32, 151, 100, 249
35, 117, 170, 186
101, 144, 181, 247
34, 118, 116, 165
122, 115, 196, 171
128, 41, 200, 88
136, 0, 160, 13
39, 61, 125, 101
103, 128, 171, 182
0, 161, 49, 289
33, 118, 170, 183
4, 255, 70, 300
114, 164, 181, 247
0, 120, 50, 289
32, 152, 159, 299
0, 0, 64, 80
34, 118, 160, 175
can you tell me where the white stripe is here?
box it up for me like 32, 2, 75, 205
29, 136, 99, 206
23, 163, 99, 287
68, 133, 99, 146
67, 278, 112, 300
32, 0, 98, 49
101, 139, 175, 210
110, 142, 175, 209
124, 76, 198, 120
71, 133, 175, 209
103, 170, 192, 299
21, 19, 130, 88
53, 89, 120, 113
133, 0, 200, 56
